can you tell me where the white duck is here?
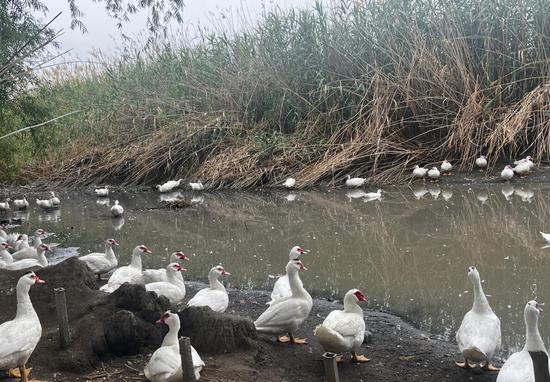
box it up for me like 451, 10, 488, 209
0, 242, 13, 268
514, 161, 531, 176
497, 301, 549, 382
110, 200, 124, 217
314, 289, 370, 362
187, 266, 230, 313
49, 191, 60, 206
254, 259, 312, 344
412, 165, 428, 179
14, 234, 30, 252
514, 156, 534, 170
94, 186, 109, 197
146, 263, 187, 305
456, 266, 501, 370
189, 181, 204, 191
0, 226, 19, 247
501, 165, 514, 181
541, 232, 550, 243
144, 311, 204, 381
345, 175, 366, 188
0, 272, 45, 382
441, 160, 453, 175
12, 229, 48, 261
100, 245, 152, 293
1, 244, 49, 271
157, 179, 184, 193
78, 238, 119, 280
476, 156, 487, 170
269, 246, 306, 304
363, 189, 383, 201
141, 252, 190, 284
283, 178, 296, 189
0, 198, 11, 211
12, 197, 29, 210
428, 167, 440, 181
35, 198, 54, 210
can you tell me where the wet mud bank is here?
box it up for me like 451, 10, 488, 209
0, 259, 498, 381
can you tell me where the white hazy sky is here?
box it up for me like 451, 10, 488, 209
39, 0, 314, 63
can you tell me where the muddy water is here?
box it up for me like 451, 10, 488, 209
2, 184, 550, 357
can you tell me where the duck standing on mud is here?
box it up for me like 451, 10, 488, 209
440, 160, 453, 175
475, 156, 487, 170
0, 272, 45, 382
314, 288, 370, 363
427, 167, 440, 181
412, 165, 428, 180
456, 266, 501, 371
501, 165, 514, 181
254, 259, 312, 344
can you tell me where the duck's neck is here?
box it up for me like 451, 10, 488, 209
344, 296, 364, 316
0, 249, 13, 264
16, 283, 37, 319
162, 321, 181, 347
33, 234, 43, 249
524, 313, 547, 352
167, 270, 184, 287
104, 244, 116, 261
209, 273, 225, 291
36, 249, 48, 267
288, 268, 308, 299
130, 252, 142, 271
471, 277, 490, 313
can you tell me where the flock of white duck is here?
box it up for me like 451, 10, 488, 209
411, 155, 536, 181
0, 163, 548, 381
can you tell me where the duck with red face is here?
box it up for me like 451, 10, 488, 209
314, 288, 370, 363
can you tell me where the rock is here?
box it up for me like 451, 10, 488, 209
105, 310, 164, 356
178, 306, 259, 354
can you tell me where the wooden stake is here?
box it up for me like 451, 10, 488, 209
179, 336, 196, 382
322, 352, 340, 382
54, 287, 71, 349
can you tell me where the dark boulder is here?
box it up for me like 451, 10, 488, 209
178, 306, 259, 354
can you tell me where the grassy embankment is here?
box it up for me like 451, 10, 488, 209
4, 0, 550, 187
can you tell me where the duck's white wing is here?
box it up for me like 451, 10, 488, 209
142, 269, 167, 284
6, 259, 42, 271
191, 345, 205, 379
12, 247, 37, 260
144, 346, 180, 381
187, 289, 228, 313
145, 282, 185, 304
254, 297, 310, 331
322, 310, 365, 337
79, 254, 111, 273
456, 311, 501, 359
269, 275, 291, 303
0, 319, 41, 369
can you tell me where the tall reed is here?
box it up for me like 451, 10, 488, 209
16, 0, 550, 187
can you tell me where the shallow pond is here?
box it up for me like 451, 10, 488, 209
2, 183, 550, 358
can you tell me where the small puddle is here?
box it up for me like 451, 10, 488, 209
1, 184, 549, 356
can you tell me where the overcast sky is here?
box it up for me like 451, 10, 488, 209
39, 0, 313, 63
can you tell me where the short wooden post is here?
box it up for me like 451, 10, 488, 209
322, 352, 340, 382
54, 287, 71, 349
180, 336, 196, 382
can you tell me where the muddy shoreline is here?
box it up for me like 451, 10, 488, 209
0, 260, 500, 382
3, 165, 550, 195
